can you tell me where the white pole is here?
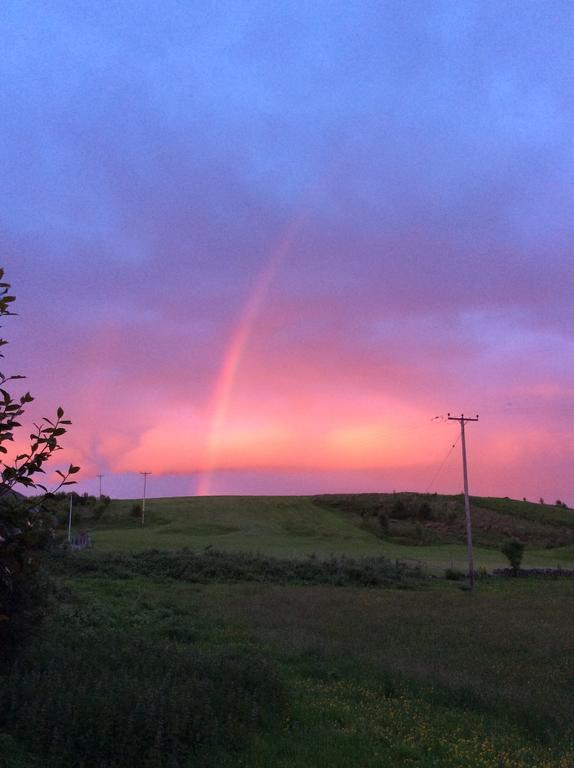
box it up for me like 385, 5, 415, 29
140, 472, 151, 527
67, 495, 73, 542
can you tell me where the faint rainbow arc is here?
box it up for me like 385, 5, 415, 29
196, 214, 307, 495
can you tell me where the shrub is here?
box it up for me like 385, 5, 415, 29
92, 503, 106, 520
130, 503, 142, 519
0, 270, 78, 661
417, 502, 432, 521
501, 539, 525, 576
392, 499, 411, 519
415, 522, 426, 544
444, 567, 465, 581
47, 549, 426, 589
378, 511, 389, 531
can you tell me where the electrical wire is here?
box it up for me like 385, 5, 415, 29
424, 433, 461, 494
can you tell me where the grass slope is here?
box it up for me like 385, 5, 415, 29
74, 494, 574, 572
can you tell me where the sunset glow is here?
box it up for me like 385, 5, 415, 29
2, 2, 573, 502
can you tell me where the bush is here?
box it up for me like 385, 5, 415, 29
47, 549, 426, 589
391, 499, 413, 519
0, 270, 79, 662
501, 539, 525, 576
414, 522, 427, 544
130, 503, 142, 519
417, 502, 432, 521
378, 511, 389, 531
444, 567, 465, 581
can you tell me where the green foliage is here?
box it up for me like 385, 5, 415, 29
4, 554, 574, 767
378, 511, 389, 531
501, 539, 525, 575
417, 502, 432, 521
130, 502, 143, 519
0, 268, 79, 659
48, 548, 426, 588
414, 522, 427, 544
474, 495, 573, 526
444, 567, 465, 581
92, 495, 111, 520
0, 623, 285, 768
392, 498, 408, 518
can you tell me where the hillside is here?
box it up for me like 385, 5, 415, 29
314, 492, 574, 548
61, 492, 574, 572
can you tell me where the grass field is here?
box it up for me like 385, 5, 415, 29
4, 492, 572, 767
74, 494, 574, 572
2, 555, 573, 767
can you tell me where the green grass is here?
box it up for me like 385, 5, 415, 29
3, 561, 572, 767
4, 491, 572, 766
81, 496, 388, 556
473, 496, 574, 528
71, 494, 574, 573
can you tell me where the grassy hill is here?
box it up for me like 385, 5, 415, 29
65, 492, 574, 572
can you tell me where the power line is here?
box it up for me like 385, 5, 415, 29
425, 433, 461, 494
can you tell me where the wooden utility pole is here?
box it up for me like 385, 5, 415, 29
140, 472, 151, 527
447, 413, 479, 589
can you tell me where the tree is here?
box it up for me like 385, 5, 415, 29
501, 539, 524, 576
0, 268, 79, 659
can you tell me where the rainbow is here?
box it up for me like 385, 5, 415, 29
196, 212, 308, 495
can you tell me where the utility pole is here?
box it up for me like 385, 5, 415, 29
447, 413, 479, 589
67, 494, 73, 543
140, 472, 151, 527
97, 474, 103, 498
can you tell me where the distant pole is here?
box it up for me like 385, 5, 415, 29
447, 413, 479, 589
97, 474, 103, 498
67, 494, 73, 542
140, 472, 151, 527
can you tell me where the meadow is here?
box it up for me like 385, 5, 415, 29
76, 493, 574, 572
2, 492, 573, 767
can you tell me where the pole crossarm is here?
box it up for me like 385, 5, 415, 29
447, 413, 479, 423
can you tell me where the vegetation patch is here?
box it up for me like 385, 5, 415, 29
0, 586, 285, 768
313, 492, 574, 549
47, 548, 425, 588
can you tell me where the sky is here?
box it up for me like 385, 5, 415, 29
1, 0, 573, 502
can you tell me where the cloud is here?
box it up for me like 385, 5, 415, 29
1, 1, 573, 500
